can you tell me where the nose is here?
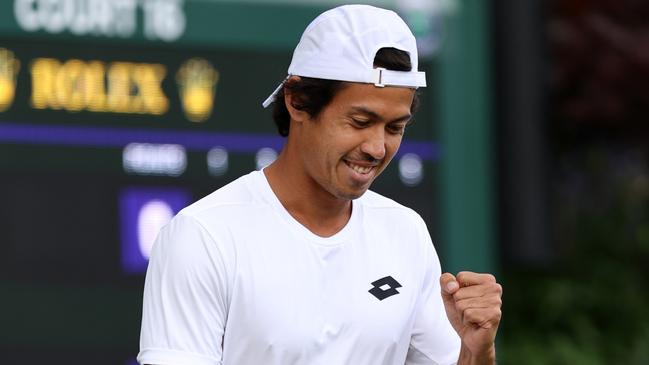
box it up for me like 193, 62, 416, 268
360, 125, 386, 161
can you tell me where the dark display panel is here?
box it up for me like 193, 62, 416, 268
0, 34, 438, 364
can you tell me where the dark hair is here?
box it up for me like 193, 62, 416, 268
271, 47, 420, 137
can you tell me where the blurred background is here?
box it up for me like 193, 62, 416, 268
0, 0, 647, 364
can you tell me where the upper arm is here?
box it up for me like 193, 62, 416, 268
137, 214, 230, 365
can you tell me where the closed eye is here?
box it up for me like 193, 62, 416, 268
351, 118, 371, 128
387, 123, 407, 135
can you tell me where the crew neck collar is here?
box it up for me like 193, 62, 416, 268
252, 169, 359, 246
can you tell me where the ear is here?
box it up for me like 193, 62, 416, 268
284, 76, 310, 124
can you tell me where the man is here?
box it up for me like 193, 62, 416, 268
138, 4, 502, 365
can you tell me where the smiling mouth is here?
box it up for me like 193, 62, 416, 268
344, 160, 375, 175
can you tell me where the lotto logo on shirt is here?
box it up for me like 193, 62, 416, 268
119, 187, 190, 274
369, 275, 402, 300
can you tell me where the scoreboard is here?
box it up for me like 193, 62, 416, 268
0, 1, 441, 364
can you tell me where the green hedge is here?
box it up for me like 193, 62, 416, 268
499, 147, 649, 364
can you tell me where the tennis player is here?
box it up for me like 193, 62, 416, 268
138, 4, 502, 365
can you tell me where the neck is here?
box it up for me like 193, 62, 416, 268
264, 150, 352, 238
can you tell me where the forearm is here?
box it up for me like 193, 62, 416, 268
457, 343, 496, 365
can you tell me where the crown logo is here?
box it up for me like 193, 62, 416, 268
0, 48, 20, 112
176, 58, 219, 122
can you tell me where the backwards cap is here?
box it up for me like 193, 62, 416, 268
262, 4, 426, 108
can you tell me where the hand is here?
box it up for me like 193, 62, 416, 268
440, 272, 502, 360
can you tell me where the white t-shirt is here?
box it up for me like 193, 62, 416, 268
138, 170, 460, 365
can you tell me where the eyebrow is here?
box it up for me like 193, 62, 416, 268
348, 106, 412, 124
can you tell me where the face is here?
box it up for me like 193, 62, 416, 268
292, 82, 415, 201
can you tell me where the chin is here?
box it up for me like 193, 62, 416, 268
334, 187, 369, 201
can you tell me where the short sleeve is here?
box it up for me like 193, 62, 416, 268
137, 214, 232, 365
406, 230, 461, 365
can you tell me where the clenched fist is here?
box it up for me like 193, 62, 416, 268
440, 272, 502, 364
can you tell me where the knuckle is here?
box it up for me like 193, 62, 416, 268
462, 308, 475, 323
486, 295, 500, 306
494, 297, 502, 307
494, 283, 503, 295
465, 308, 483, 323
493, 308, 502, 322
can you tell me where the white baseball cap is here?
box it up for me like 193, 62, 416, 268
262, 4, 426, 108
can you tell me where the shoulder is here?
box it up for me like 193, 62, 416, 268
149, 172, 266, 268
182, 172, 257, 215
178, 170, 267, 225
153, 170, 269, 248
